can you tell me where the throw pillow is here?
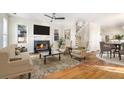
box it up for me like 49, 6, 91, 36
15, 49, 20, 55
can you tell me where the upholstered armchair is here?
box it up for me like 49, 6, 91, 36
0, 44, 32, 63
57, 44, 67, 54
70, 47, 87, 61
0, 44, 34, 78
0, 52, 34, 79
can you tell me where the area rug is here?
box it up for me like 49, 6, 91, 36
28, 54, 83, 79
96, 53, 124, 66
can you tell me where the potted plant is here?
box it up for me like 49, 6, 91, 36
57, 38, 65, 48
115, 34, 124, 41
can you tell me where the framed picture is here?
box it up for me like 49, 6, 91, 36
64, 29, 71, 40
17, 25, 27, 43
54, 29, 59, 41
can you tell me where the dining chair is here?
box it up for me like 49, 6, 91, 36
112, 43, 121, 58
99, 41, 112, 58
119, 43, 124, 60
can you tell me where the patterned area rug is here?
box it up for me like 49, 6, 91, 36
29, 54, 83, 79
96, 53, 124, 66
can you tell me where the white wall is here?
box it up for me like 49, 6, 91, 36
8, 15, 105, 52
8, 16, 64, 52
88, 22, 101, 51
8, 16, 77, 52
63, 21, 76, 47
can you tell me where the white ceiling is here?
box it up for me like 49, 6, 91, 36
9, 13, 124, 26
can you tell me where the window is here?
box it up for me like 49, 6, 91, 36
3, 17, 8, 47
0, 16, 8, 48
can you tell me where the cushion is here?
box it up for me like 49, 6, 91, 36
72, 50, 81, 55
71, 53, 85, 58
15, 49, 20, 55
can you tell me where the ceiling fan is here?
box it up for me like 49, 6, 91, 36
44, 13, 65, 22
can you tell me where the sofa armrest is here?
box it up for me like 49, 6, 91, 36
10, 58, 22, 61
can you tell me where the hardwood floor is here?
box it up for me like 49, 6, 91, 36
44, 52, 124, 79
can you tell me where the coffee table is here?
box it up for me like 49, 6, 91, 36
39, 51, 62, 64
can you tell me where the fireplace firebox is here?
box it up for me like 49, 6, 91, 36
34, 40, 50, 53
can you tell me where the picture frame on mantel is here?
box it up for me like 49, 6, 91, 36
17, 24, 27, 43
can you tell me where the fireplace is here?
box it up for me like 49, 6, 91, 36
34, 40, 50, 53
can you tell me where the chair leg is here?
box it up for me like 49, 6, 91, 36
70, 54, 72, 58
113, 51, 115, 58
28, 72, 31, 79
100, 51, 103, 57
107, 51, 109, 57
101, 53, 103, 58
119, 55, 121, 60
110, 50, 112, 59
119, 52, 121, 60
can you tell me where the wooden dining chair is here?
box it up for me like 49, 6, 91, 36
99, 41, 112, 58
119, 43, 124, 60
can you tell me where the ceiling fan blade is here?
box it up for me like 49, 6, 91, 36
44, 14, 53, 19
55, 17, 65, 20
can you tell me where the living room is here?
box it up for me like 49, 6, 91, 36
1, 13, 124, 79
1, 0, 124, 93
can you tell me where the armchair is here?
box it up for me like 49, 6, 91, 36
0, 44, 32, 62
0, 44, 34, 79
70, 47, 87, 61
59, 45, 67, 54
0, 52, 34, 79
